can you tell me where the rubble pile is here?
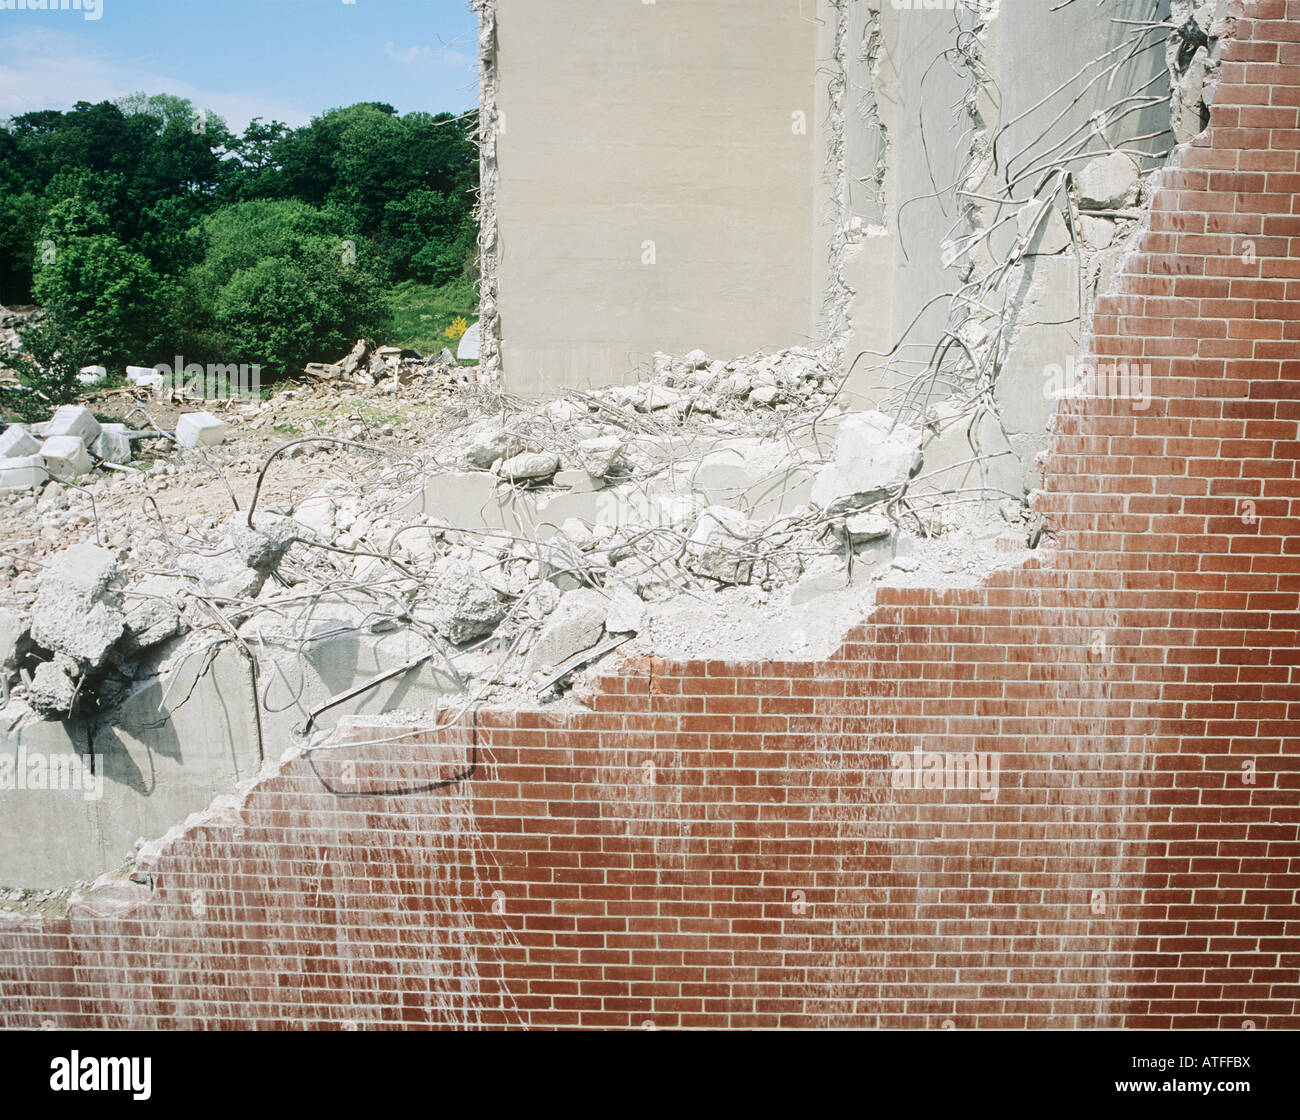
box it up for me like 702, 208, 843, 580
0, 403, 230, 493
1, 542, 184, 718
304, 338, 463, 389
0, 341, 1038, 727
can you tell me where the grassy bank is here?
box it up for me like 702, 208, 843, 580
387, 276, 479, 356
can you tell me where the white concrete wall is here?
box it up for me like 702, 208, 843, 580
490, 0, 821, 395
834, 1, 1173, 493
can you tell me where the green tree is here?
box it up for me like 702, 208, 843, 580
1, 315, 96, 418
181, 199, 390, 378
381, 189, 476, 285
33, 196, 167, 369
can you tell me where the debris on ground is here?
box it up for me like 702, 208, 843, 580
0, 339, 1038, 730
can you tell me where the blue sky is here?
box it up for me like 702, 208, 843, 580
0, 0, 478, 131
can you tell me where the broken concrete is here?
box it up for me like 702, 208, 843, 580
524, 588, 607, 673
0, 426, 39, 459
29, 544, 124, 676
27, 656, 80, 718
687, 506, 760, 585
175, 412, 228, 449
91, 424, 132, 465
577, 435, 624, 479
497, 451, 559, 483
0, 608, 29, 674
39, 436, 92, 482
418, 558, 506, 645
1076, 152, 1141, 211
0, 456, 47, 492
810, 412, 922, 515
464, 426, 524, 470
45, 406, 100, 445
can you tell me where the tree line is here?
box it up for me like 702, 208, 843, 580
0, 94, 478, 396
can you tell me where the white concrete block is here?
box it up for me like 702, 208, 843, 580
46, 405, 100, 445
40, 436, 93, 481
126, 366, 166, 396
91, 423, 132, 465
0, 455, 49, 491
175, 411, 227, 449
810, 411, 923, 515
1077, 152, 1139, 211
457, 320, 480, 361
77, 365, 107, 386
0, 425, 40, 459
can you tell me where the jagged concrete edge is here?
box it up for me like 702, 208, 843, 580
474, 0, 503, 382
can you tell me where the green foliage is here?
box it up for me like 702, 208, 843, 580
0, 315, 95, 420
0, 95, 478, 383
381, 189, 477, 285
387, 276, 478, 355
33, 196, 166, 369
181, 200, 390, 377
0, 188, 41, 305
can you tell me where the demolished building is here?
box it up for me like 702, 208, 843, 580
2, 0, 1298, 1031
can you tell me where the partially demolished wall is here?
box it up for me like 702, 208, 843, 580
1, 0, 1297, 1030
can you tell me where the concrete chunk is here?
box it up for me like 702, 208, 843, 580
417, 558, 505, 645
292, 494, 337, 540
687, 506, 759, 584
1076, 152, 1139, 210
524, 588, 607, 672
0, 455, 48, 491
126, 367, 165, 393
223, 512, 299, 573
845, 511, 893, 544
464, 426, 523, 469
577, 435, 625, 478
0, 607, 30, 671
91, 423, 132, 464
39, 435, 93, 481
40, 542, 119, 600
604, 585, 645, 634
175, 411, 227, 448
46, 405, 100, 444
119, 582, 185, 656
497, 451, 559, 483
810, 411, 922, 515
177, 552, 266, 601
27, 656, 80, 719
29, 544, 125, 670
0, 425, 40, 458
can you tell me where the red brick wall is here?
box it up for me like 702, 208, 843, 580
1, 0, 1296, 1029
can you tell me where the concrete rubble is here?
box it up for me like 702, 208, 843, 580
304, 337, 461, 388
1168, 1, 1228, 144
0, 401, 228, 492
23, 544, 125, 717
1075, 153, 1140, 212
1, 340, 1037, 746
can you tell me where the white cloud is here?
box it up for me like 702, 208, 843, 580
384, 40, 473, 72
384, 41, 433, 66
0, 26, 311, 132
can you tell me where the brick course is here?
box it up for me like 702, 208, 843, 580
0, 1, 1296, 1029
